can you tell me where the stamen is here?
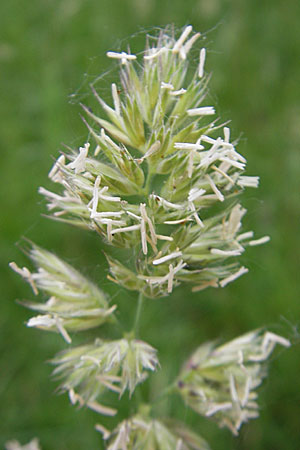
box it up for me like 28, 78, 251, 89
192, 279, 218, 292
173, 25, 193, 54
220, 266, 249, 287
229, 374, 239, 403
174, 142, 204, 150
201, 135, 217, 144
156, 234, 173, 241
99, 193, 121, 202
68, 143, 90, 174
106, 51, 136, 65
227, 204, 246, 237
140, 260, 186, 285
188, 187, 206, 202
94, 218, 124, 226
153, 251, 182, 266
38, 187, 64, 201
111, 83, 120, 115
140, 203, 157, 244
69, 389, 82, 405
126, 210, 141, 221
161, 82, 174, 90
144, 47, 167, 60
219, 161, 231, 173
189, 201, 204, 227
228, 148, 246, 163
53, 211, 67, 217
211, 248, 242, 256
249, 236, 270, 246
9, 262, 38, 295
95, 424, 111, 440
151, 194, 184, 210
167, 264, 174, 293
187, 106, 215, 116
219, 156, 245, 170
48, 155, 65, 182
170, 88, 187, 96
146, 234, 157, 253
206, 175, 224, 202
212, 164, 235, 184
183, 32, 200, 54
87, 400, 117, 416
198, 48, 206, 78
179, 46, 186, 59
262, 331, 291, 350
110, 224, 141, 234
140, 218, 147, 255
55, 315, 72, 344
137, 141, 161, 163
164, 218, 192, 224
90, 176, 101, 218
224, 126, 230, 143
94, 144, 101, 156
92, 211, 123, 218
102, 130, 121, 151
237, 176, 260, 188
205, 402, 232, 417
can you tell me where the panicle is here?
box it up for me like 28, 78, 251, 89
176, 329, 291, 435
51, 337, 159, 408
37, 26, 268, 298
10, 244, 116, 342
102, 413, 210, 450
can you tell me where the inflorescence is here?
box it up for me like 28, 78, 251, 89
9, 26, 290, 449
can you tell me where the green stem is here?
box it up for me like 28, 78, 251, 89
132, 291, 145, 337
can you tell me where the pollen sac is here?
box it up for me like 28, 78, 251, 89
40, 26, 269, 298
176, 329, 291, 435
10, 244, 116, 342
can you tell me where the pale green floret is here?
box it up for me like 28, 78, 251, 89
176, 329, 291, 435
10, 244, 116, 342
39, 27, 268, 298
103, 414, 210, 450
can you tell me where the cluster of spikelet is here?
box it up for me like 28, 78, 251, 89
9, 26, 290, 450
38, 25, 270, 299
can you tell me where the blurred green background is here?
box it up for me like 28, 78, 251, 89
1, 0, 300, 449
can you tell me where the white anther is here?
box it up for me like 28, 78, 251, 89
48, 155, 65, 182
187, 106, 215, 116
106, 51, 136, 65
206, 174, 224, 202
111, 83, 120, 115
220, 267, 249, 287
198, 48, 206, 78
249, 236, 270, 246
173, 25, 193, 54
153, 251, 182, 266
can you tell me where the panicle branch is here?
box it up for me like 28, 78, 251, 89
176, 329, 291, 435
